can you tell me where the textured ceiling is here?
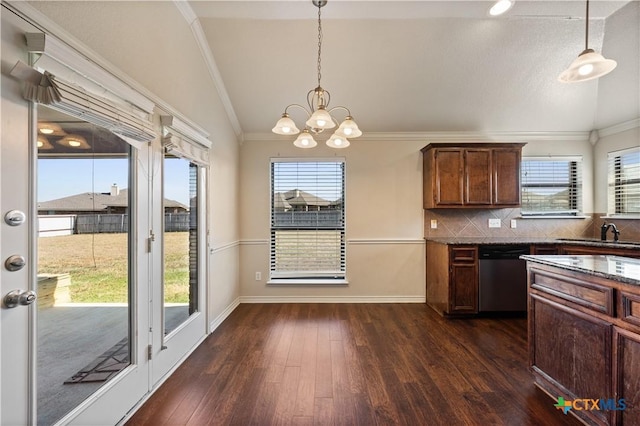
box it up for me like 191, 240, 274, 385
191, 0, 639, 138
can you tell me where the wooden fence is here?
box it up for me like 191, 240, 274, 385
39, 213, 191, 236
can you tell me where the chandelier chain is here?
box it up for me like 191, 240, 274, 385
317, 4, 323, 88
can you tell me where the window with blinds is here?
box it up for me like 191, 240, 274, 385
270, 159, 345, 280
608, 147, 640, 216
521, 157, 582, 216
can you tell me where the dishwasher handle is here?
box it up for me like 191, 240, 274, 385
479, 245, 530, 259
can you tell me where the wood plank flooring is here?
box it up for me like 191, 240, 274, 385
126, 304, 581, 425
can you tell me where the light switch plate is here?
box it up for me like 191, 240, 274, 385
510, 219, 517, 228
430, 219, 438, 229
488, 218, 501, 228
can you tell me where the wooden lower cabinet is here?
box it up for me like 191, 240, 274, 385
530, 295, 612, 425
614, 328, 640, 425
528, 262, 640, 425
426, 242, 478, 316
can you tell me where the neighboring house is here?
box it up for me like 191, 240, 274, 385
38, 185, 188, 215
273, 189, 340, 212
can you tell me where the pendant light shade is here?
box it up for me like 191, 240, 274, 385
558, 0, 617, 83
305, 107, 335, 130
293, 130, 318, 148
334, 116, 362, 138
272, 113, 301, 135
326, 134, 350, 149
272, 0, 361, 148
558, 49, 617, 83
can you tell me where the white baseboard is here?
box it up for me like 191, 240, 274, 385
239, 295, 426, 304
208, 296, 241, 332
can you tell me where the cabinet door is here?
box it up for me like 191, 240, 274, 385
465, 149, 492, 205
613, 328, 640, 426
449, 247, 478, 313
434, 149, 464, 206
493, 148, 521, 206
530, 296, 612, 425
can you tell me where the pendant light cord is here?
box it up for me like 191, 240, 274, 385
317, 4, 323, 88
584, 0, 589, 51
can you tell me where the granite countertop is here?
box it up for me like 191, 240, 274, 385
521, 254, 640, 286
425, 236, 640, 250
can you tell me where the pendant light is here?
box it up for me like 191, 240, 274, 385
272, 0, 362, 148
558, 0, 617, 83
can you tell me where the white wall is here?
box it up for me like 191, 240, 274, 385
239, 138, 426, 301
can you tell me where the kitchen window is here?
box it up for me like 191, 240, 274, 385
520, 157, 583, 216
270, 159, 346, 283
608, 147, 640, 216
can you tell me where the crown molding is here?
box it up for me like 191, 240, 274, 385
243, 130, 590, 143
173, 0, 244, 141
598, 117, 640, 138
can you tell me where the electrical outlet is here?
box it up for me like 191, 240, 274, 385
488, 218, 501, 228
430, 219, 438, 229
510, 219, 517, 229
255, 272, 261, 281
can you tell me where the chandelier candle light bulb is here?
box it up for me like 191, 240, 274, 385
272, 0, 362, 148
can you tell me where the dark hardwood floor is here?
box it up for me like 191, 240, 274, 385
126, 303, 581, 425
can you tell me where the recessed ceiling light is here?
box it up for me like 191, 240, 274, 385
489, 0, 515, 17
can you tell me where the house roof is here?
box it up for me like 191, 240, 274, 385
273, 189, 339, 209
38, 189, 188, 212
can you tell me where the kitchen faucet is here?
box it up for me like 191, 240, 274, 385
600, 222, 620, 242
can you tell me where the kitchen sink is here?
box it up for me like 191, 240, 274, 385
557, 238, 640, 246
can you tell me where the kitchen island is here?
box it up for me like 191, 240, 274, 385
522, 254, 640, 426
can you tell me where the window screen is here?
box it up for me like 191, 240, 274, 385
521, 157, 582, 216
608, 147, 640, 216
270, 159, 345, 280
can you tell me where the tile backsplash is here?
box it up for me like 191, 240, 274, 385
424, 209, 640, 242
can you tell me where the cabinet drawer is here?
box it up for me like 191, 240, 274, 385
450, 247, 477, 263
619, 292, 640, 328
530, 268, 614, 315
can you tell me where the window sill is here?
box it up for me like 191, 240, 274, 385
600, 215, 640, 220
267, 279, 349, 286
517, 215, 589, 219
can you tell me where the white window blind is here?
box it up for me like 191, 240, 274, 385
521, 157, 582, 216
608, 147, 640, 216
270, 159, 345, 280
161, 115, 210, 166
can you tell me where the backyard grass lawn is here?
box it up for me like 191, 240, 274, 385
38, 232, 190, 303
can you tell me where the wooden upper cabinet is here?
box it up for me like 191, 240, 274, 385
433, 149, 464, 205
493, 148, 522, 206
422, 143, 525, 209
465, 149, 492, 205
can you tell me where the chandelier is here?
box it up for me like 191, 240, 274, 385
272, 0, 362, 148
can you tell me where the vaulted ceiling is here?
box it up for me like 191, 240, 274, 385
188, 0, 639, 139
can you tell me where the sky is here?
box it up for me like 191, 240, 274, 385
38, 157, 191, 206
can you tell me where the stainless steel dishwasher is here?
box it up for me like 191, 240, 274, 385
478, 245, 530, 312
